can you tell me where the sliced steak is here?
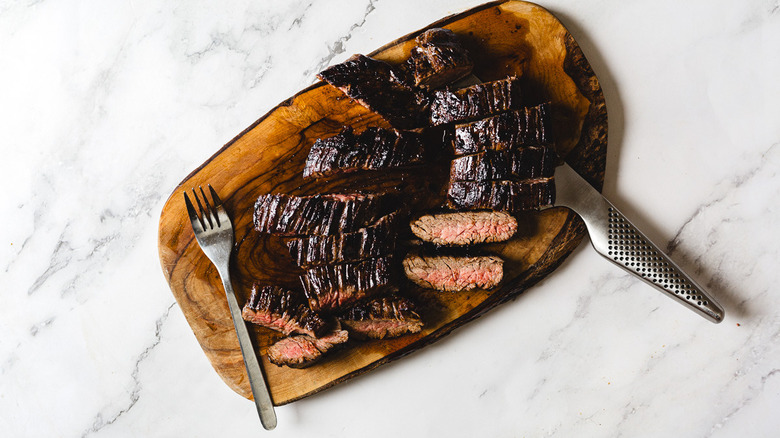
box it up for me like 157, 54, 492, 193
447, 178, 555, 212
401, 28, 473, 90
301, 257, 394, 313
452, 103, 550, 155
449, 147, 557, 182
267, 326, 349, 369
317, 54, 428, 128
403, 254, 503, 292
287, 213, 399, 267
429, 77, 522, 126
253, 193, 385, 236
303, 127, 425, 179
339, 294, 423, 339
410, 211, 517, 246
241, 285, 329, 337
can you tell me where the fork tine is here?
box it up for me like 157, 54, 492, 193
183, 191, 205, 233
200, 185, 220, 227
208, 184, 222, 206
208, 185, 227, 226
192, 187, 213, 229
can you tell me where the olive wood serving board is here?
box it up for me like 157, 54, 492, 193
158, 0, 607, 405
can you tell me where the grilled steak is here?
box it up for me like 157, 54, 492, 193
410, 211, 517, 246
253, 193, 385, 236
301, 257, 394, 313
449, 147, 557, 182
267, 326, 349, 369
287, 213, 399, 267
339, 294, 423, 339
429, 77, 522, 126
317, 54, 428, 128
452, 103, 550, 155
241, 285, 329, 337
447, 178, 555, 212
303, 127, 425, 179
403, 254, 503, 292
401, 28, 473, 90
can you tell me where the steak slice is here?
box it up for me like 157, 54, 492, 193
410, 211, 518, 246
317, 54, 429, 128
449, 147, 557, 182
287, 213, 399, 267
429, 77, 522, 126
403, 254, 503, 292
301, 257, 394, 313
267, 326, 349, 369
253, 193, 385, 236
401, 28, 473, 90
303, 127, 425, 179
241, 285, 329, 337
339, 294, 423, 339
447, 178, 555, 212
452, 103, 550, 155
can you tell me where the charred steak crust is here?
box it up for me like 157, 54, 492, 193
300, 257, 395, 313
403, 254, 504, 292
339, 294, 423, 340
241, 285, 329, 337
317, 54, 429, 129
401, 28, 474, 90
253, 193, 385, 236
410, 211, 518, 246
267, 327, 349, 369
452, 103, 551, 155
429, 77, 523, 126
303, 127, 425, 179
449, 146, 557, 182
287, 212, 399, 267
447, 178, 555, 212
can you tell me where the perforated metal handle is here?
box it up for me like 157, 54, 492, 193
554, 163, 724, 323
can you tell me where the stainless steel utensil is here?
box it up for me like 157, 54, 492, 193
553, 163, 724, 323
184, 186, 278, 430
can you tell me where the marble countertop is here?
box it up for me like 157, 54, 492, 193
2, 0, 779, 436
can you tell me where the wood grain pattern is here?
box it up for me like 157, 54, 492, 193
157, 0, 607, 405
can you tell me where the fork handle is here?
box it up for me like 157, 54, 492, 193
220, 271, 278, 430
554, 163, 724, 323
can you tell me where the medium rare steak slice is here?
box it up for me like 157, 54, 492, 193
301, 257, 394, 313
452, 103, 550, 155
303, 127, 424, 179
403, 254, 503, 292
401, 28, 473, 90
241, 285, 329, 337
410, 211, 518, 246
429, 77, 522, 126
447, 178, 555, 212
339, 294, 423, 339
449, 147, 557, 182
317, 54, 429, 128
267, 326, 349, 369
253, 193, 385, 236
287, 213, 399, 267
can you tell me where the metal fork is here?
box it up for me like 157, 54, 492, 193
184, 185, 277, 430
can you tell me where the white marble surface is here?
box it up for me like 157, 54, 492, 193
2, 0, 779, 436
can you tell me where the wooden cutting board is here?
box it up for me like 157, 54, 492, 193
157, 0, 607, 405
